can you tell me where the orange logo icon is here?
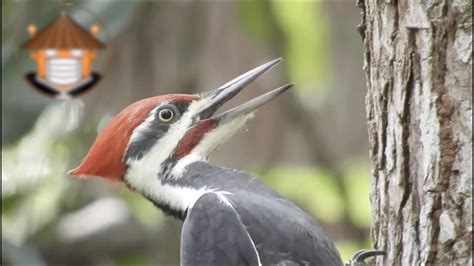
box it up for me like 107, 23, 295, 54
19, 7, 108, 99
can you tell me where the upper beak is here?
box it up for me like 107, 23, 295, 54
196, 58, 293, 124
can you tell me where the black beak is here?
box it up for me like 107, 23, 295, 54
196, 58, 292, 124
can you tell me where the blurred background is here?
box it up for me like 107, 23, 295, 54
2, 1, 371, 265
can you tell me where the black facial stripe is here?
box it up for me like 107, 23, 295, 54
160, 159, 177, 179
123, 100, 191, 163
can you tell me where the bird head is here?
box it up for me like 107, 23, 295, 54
69, 58, 291, 189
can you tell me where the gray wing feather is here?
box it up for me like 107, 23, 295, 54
180, 193, 260, 266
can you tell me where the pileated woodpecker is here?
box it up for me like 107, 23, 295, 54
69, 59, 383, 265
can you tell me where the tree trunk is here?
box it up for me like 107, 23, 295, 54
359, 0, 472, 265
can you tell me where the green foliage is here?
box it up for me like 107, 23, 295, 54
262, 165, 344, 223
1, 194, 24, 215
343, 162, 372, 227
116, 254, 147, 266
270, 1, 330, 89
1, 101, 84, 243
335, 240, 362, 262
121, 189, 163, 226
237, 1, 273, 40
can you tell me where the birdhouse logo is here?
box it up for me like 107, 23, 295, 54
20, 9, 108, 99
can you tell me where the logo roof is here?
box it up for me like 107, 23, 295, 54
22, 11, 105, 50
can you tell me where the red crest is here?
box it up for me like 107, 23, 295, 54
68, 94, 199, 181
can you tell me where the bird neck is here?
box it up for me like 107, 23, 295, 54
124, 160, 223, 221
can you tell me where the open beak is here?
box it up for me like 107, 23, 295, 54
196, 58, 293, 124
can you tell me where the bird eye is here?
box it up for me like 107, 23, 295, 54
158, 108, 174, 122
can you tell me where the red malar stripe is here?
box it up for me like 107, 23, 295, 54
174, 119, 217, 159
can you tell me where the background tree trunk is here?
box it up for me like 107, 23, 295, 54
359, 0, 472, 265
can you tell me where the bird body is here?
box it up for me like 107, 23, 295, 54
69, 59, 382, 265
176, 161, 342, 265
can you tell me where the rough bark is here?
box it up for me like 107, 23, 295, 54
359, 0, 472, 265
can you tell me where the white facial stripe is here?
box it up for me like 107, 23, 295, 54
171, 152, 206, 177
125, 181, 232, 213
150, 183, 211, 211
125, 99, 208, 197
126, 99, 205, 163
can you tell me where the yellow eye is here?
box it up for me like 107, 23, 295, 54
158, 108, 174, 122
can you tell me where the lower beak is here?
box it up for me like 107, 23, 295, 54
196, 58, 293, 124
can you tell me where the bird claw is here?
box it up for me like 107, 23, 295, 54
345, 249, 385, 266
